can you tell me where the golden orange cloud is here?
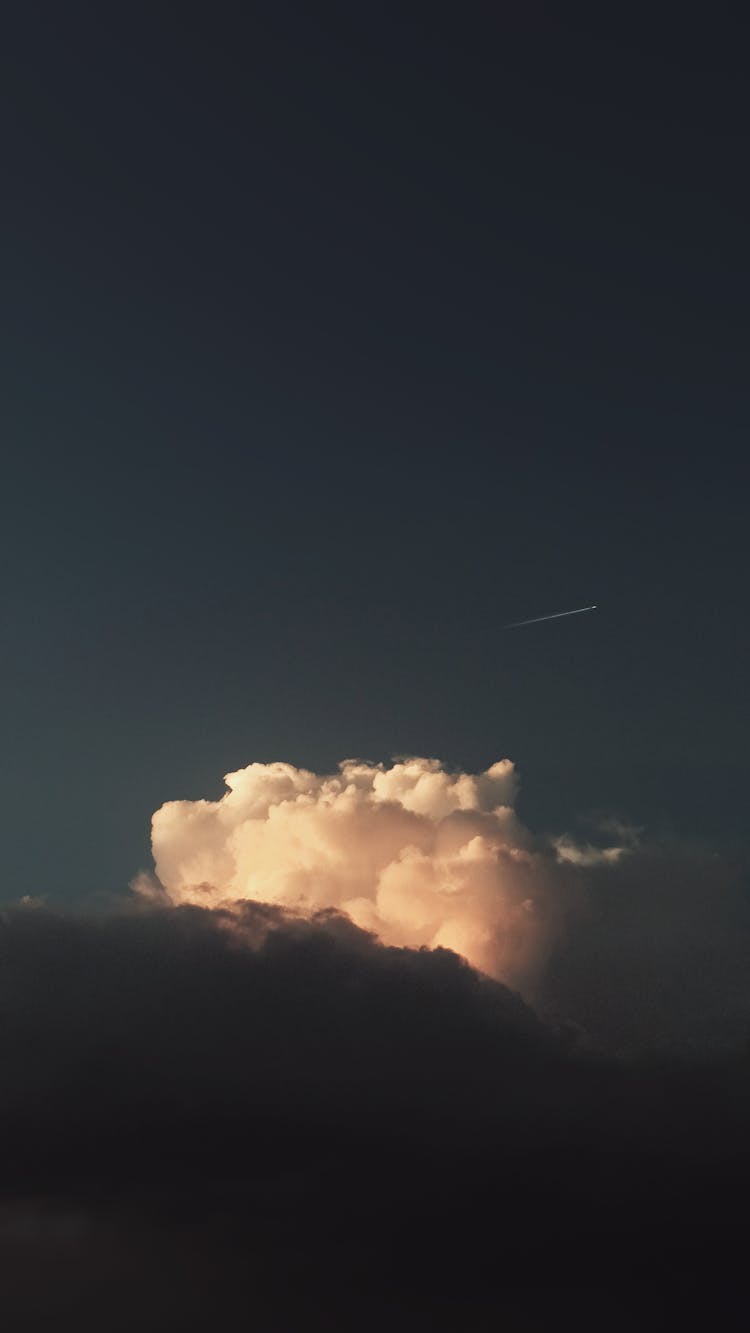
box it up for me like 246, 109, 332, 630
135, 757, 631, 989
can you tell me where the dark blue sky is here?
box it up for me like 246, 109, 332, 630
2, 4, 748, 901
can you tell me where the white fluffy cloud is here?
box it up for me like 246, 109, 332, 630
138, 756, 629, 987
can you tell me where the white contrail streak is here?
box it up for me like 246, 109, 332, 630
504, 604, 597, 629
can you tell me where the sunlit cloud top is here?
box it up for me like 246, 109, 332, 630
137, 756, 628, 985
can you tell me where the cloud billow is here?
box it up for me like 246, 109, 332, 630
4, 757, 749, 1326
140, 756, 581, 986
135, 755, 750, 1055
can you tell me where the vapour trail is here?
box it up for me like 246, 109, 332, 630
504, 605, 597, 629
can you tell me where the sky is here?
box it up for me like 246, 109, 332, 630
2, 3, 749, 904
2, 7, 750, 1325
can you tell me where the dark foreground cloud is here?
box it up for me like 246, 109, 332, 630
537, 840, 750, 1054
1, 902, 750, 1329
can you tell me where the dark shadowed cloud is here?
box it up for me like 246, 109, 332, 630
537, 841, 750, 1054
1, 899, 749, 1329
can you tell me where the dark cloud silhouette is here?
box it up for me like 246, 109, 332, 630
1, 901, 750, 1329
538, 841, 750, 1054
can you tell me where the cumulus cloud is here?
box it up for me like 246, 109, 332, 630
141, 756, 618, 987
1, 766, 747, 1329
132, 755, 750, 1056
